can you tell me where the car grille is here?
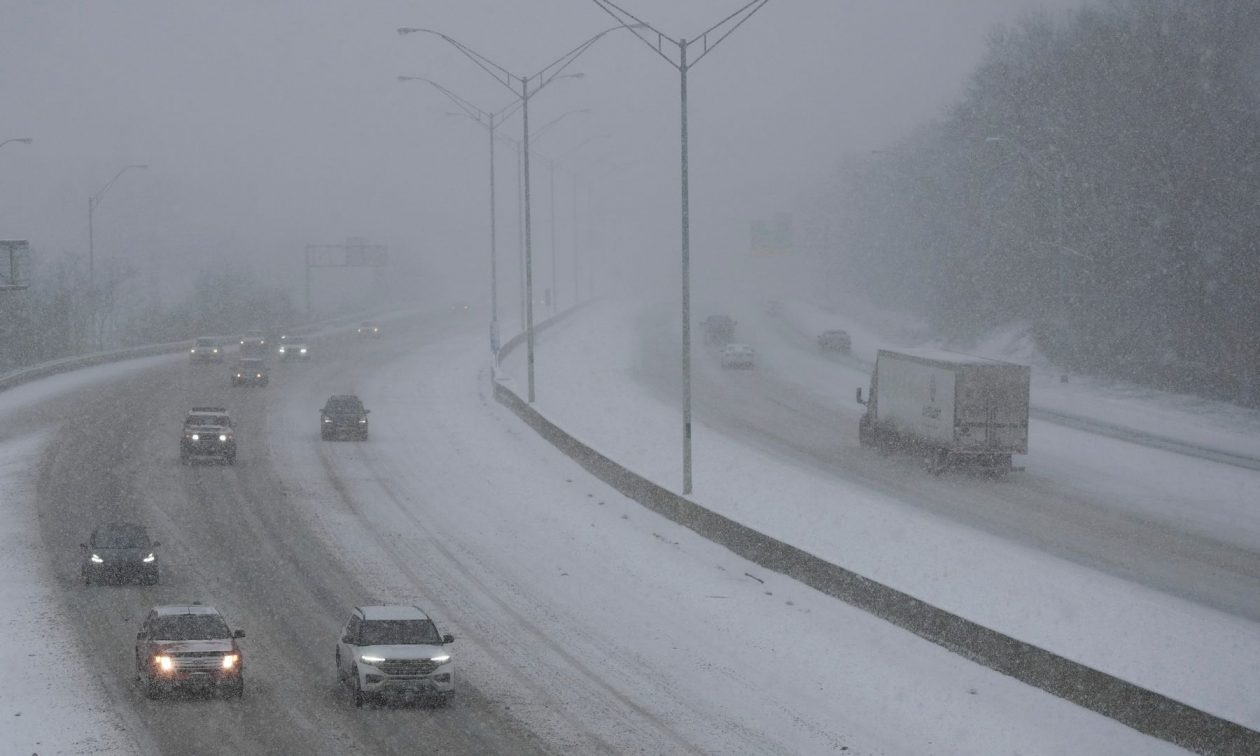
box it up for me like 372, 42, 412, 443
381, 659, 438, 677
172, 651, 225, 671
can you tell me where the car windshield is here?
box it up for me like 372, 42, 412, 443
239, 360, 264, 368
187, 415, 229, 427
195, 338, 216, 347
359, 619, 440, 646
150, 613, 231, 640
326, 400, 362, 413
93, 526, 149, 549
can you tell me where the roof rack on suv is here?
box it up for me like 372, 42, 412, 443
189, 406, 227, 413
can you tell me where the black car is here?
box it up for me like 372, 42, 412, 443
231, 358, 269, 387
82, 523, 160, 585
817, 329, 852, 354
321, 395, 369, 440
180, 407, 236, 464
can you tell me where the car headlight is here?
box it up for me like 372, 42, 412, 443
190, 433, 200, 441
323, 417, 331, 423
219, 434, 228, 442
358, 418, 367, 424
360, 655, 386, 664
299, 348, 307, 354
430, 654, 451, 665
190, 348, 196, 353
155, 655, 174, 673
235, 373, 242, 378
279, 347, 285, 353
90, 554, 104, 563
256, 373, 262, 378
222, 654, 239, 670
212, 349, 219, 353
143, 553, 156, 563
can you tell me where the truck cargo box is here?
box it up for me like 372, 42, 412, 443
858, 348, 1030, 473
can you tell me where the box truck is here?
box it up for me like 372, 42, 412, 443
856, 348, 1030, 473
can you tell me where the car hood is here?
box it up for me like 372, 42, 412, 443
357, 643, 446, 661
149, 639, 235, 655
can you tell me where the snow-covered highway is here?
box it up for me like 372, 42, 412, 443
0, 308, 1187, 754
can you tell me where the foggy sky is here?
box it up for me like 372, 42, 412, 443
0, 0, 1081, 310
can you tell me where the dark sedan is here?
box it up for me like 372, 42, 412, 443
81, 523, 160, 585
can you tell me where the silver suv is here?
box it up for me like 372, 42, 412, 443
335, 605, 454, 707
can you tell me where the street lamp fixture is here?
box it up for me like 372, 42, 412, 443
0, 137, 33, 150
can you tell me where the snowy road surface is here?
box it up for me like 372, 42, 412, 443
498, 298, 1260, 735
0, 309, 1183, 753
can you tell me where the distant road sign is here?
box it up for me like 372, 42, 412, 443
0, 240, 30, 290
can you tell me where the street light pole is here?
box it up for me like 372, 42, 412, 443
87, 163, 147, 291
399, 76, 520, 356
591, 0, 770, 494
399, 23, 636, 403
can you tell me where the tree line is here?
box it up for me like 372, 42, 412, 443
0, 254, 296, 371
826, 0, 1260, 404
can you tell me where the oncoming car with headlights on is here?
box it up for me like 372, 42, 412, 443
278, 340, 310, 360
335, 605, 455, 708
81, 522, 160, 585
180, 407, 236, 464
135, 604, 245, 699
230, 358, 269, 387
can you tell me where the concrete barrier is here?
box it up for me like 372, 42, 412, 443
492, 305, 1259, 755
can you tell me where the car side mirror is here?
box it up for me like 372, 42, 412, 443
856, 387, 866, 405
364, 409, 371, 414
341, 635, 353, 645
233, 629, 245, 639
442, 634, 455, 644
80, 543, 88, 549
136, 632, 146, 641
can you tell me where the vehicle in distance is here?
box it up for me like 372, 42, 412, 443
764, 299, 784, 316
231, 358, 269, 387
81, 522, 159, 585
189, 337, 223, 363
135, 604, 244, 699
857, 348, 1030, 474
239, 330, 267, 357
702, 315, 736, 345
357, 322, 381, 337
321, 395, 369, 440
720, 343, 756, 369
180, 407, 236, 464
336, 605, 455, 708
278, 340, 310, 360
817, 329, 852, 354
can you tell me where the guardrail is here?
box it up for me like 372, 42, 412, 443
492, 304, 1258, 755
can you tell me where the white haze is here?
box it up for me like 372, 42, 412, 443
0, 0, 1081, 315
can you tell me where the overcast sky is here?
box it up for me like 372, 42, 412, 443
0, 0, 1082, 311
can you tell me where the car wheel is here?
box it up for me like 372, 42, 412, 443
146, 570, 159, 586
142, 674, 159, 700
435, 691, 454, 708
228, 678, 244, 699
351, 666, 365, 708
226, 455, 236, 465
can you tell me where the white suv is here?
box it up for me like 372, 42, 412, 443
335, 605, 455, 707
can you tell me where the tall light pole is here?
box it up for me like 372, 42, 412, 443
398, 23, 637, 403
591, 0, 770, 494
88, 163, 147, 290
399, 75, 520, 356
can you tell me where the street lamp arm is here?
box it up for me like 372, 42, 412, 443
91, 164, 148, 208
530, 108, 591, 144
591, 0, 769, 69
400, 75, 489, 122
527, 23, 633, 93
590, 1, 679, 68
0, 137, 33, 150
397, 28, 517, 91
